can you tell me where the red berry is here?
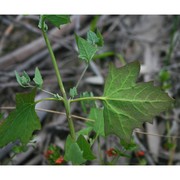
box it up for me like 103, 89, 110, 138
106, 148, 118, 157
55, 156, 64, 164
135, 151, 145, 157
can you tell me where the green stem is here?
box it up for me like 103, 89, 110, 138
42, 31, 66, 98
39, 88, 58, 97
116, 53, 126, 65
70, 96, 105, 103
168, 137, 177, 165
28, 84, 63, 100
75, 64, 89, 89
41, 17, 76, 141
93, 51, 115, 60
35, 97, 63, 104
165, 112, 171, 144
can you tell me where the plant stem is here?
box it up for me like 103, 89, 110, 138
42, 31, 66, 99
168, 137, 177, 165
36, 108, 95, 122
41, 18, 76, 140
28, 84, 61, 98
35, 97, 63, 104
28, 83, 57, 97
75, 64, 89, 89
39, 88, 58, 97
0, 106, 94, 122
116, 53, 126, 65
70, 96, 105, 103
93, 51, 114, 60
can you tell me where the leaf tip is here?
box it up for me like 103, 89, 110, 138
129, 60, 141, 71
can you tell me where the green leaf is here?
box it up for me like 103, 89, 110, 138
33, 67, 43, 88
43, 15, 70, 28
15, 71, 30, 87
75, 34, 98, 63
76, 127, 93, 136
96, 29, 104, 47
77, 135, 96, 160
87, 30, 99, 45
64, 135, 86, 165
0, 89, 41, 148
103, 61, 174, 142
86, 108, 105, 136
69, 87, 78, 98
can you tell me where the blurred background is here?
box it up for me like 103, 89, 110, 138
0, 15, 179, 165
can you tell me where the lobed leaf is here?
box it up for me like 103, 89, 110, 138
0, 89, 41, 148
103, 61, 174, 142
75, 34, 98, 63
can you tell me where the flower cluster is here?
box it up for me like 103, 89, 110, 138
44, 144, 64, 165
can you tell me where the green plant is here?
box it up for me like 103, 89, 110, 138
0, 15, 174, 165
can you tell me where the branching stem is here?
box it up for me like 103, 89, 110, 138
41, 18, 76, 141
